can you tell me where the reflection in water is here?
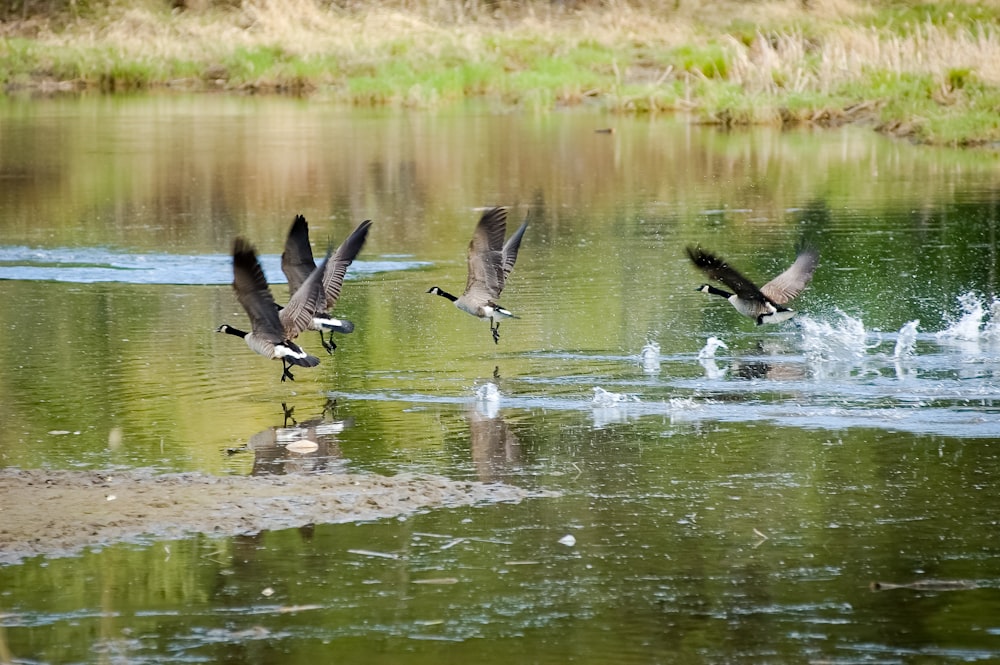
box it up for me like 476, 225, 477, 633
2, 100, 1000, 664
468, 383, 520, 481
244, 400, 352, 476
467, 398, 520, 482
730, 358, 809, 382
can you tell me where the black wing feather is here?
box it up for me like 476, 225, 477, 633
686, 246, 767, 303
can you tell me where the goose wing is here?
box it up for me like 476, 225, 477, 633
280, 245, 332, 339
320, 219, 372, 310
281, 214, 317, 297
499, 216, 528, 287
232, 237, 285, 342
464, 207, 508, 301
686, 246, 767, 302
761, 249, 819, 304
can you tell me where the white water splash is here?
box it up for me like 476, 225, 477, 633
639, 341, 661, 374
937, 292, 988, 341
592, 387, 640, 407
986, 298, 1000, 340
666, 397, 707, 424
475, 383, 501, 402
699, 358, 727, 379
893, 320, 919, 359
668, 397, 702, 411
799, 311, 876, 363
474, 382, 501, 418
697, 336, 728, 359
591, 387, 641, 428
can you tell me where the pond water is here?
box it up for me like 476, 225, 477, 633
1, 95, 999, 663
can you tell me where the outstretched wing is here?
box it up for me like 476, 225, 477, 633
321, 219, 372, 310
232, 237, 284, 342
499, 215, 529, 288
761, 249, 819, 304
280, 245, 332, 339
686, 246, 767, 303
465, 207, 508, 300
281, 214, 317, 297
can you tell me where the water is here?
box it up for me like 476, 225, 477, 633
1, 96, 999, 663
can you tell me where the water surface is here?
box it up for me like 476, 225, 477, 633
0, 95, 998, 663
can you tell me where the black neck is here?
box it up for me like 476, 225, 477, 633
219, 324, 248, 339
705, 285, 733, 299
432, 288, 457, 302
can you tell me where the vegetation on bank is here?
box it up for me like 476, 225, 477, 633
1, 0, 1000, 146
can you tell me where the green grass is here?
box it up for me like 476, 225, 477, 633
867, 1, 1000, 31
2, 0, 1000, 146
670, 43, 730, 79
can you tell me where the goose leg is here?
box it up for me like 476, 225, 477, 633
326, 332, 337, 353
319, 331, 336, 354
491, 321, 500, 344
322, 396, 337, 417
281, 402, 297, 426
281, 360, 296, 382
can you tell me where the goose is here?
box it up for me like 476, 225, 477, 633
281, 215, 372, 353
687, 245, 818, 325
427, 207, 528, 344
216, 237, 328, 382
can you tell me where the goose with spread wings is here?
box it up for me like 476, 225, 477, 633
687, 246, 819, 325
427, 207, 528, 344
216, 237, 328, 382
281, 215, 372, 353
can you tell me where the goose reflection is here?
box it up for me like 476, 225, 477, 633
697, 337, 808, 382
246, 400, 352, 476
467, 398, 521, 482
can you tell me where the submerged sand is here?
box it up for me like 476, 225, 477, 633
0, 468, 538, 565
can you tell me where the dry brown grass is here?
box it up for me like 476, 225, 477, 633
6, 0, 1000, 143
31, 0, 997, 83
726, 21, 1000, 96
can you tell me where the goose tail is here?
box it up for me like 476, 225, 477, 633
288, 353, 321, 368
493, 305, 518, 320
316, 316, 354, 334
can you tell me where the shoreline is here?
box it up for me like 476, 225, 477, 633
1, 2, 999, 147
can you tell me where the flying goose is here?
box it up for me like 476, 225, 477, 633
687, 245, 819, 325
216, 237, 328, 382
427, 207, 528, 344
281, 215, 372, 353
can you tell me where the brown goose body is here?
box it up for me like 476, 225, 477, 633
427, 207, 528, 344
216, 236, 327, 382
687, 246, 819, 325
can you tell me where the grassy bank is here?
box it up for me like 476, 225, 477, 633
2, 0, 1000, 146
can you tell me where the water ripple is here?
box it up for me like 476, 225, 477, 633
0, 245, 429, 285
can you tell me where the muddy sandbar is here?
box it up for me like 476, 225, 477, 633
0, 468, 540, 565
